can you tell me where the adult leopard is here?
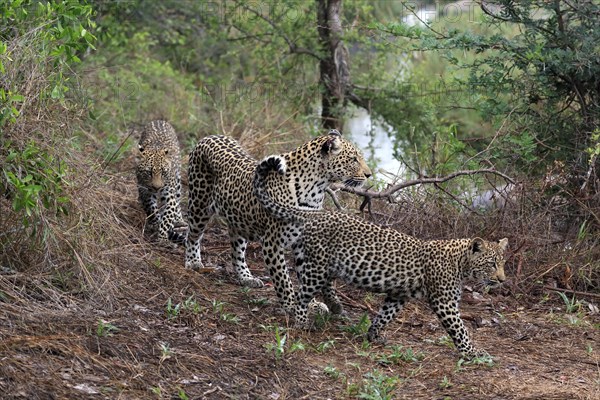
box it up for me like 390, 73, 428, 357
253, 155, 508, 359
186, 129, 371, 313
136, 120, 186, 245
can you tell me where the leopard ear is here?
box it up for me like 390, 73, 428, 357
498, 238, 508, 252
138, 144, 145, 153
471, 237, 485, 254
321, 135, 343, 157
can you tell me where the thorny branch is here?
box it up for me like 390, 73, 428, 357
331, 168, 514, 211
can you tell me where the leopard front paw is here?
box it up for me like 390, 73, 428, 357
185, 260, 217, 273
366, 329, 386, 344
239, 276, 265, 289
462, 348, 491, 360
308, 299, 330, 316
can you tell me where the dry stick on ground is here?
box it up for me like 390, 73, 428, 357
542, 285, 600, 300
336, 289, 375, 314
332, 168, 515, 211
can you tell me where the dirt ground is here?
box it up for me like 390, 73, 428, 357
1, 218, 599, 400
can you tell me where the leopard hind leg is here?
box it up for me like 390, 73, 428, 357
229, 230, 264, 288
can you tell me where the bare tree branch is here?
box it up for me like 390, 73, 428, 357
325, 187, 344, 210
332, 169, 515, 200
235, 1, 323, 61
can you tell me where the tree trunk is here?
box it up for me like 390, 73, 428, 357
317, 0, 350, 131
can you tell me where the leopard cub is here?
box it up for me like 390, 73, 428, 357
254, 155, 508, 360
136, 120, 186, 244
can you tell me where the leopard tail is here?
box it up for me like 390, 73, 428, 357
253, 155, 315, 224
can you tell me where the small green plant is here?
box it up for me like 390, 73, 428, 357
220, 312, 240, 324
166, 296, 203, 320
347, 362, 361, 371
313, 310, 333, 329
342, 313, 370, 337
455, 354, 494, 372
264, 326, 287, 361
259, 324, 277, 332
432, 335, 454, 349
240, 287, 251, 295
360, 339, 371, 351
182, 296, 201, 313
96, 319, 118, 337
314, 339, 335, 353
159, 342, 172, 362
586, 344, 593, 355
324, 365, 344, 380
166, 298, 181, 319
377, 345, 424, 364
289, 340, 306, 353
177, 388, 189, 400
556, 292, 582, 313
209, 299, 239, 323
247, 297, 270, 307
494, 311, 506, 322
211, 299, 224, 314
439, 376, 452, 389
357, 370, 400, 400
150, 386, 161, 396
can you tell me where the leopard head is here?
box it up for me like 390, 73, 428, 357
319, 129, 372, 187
465, 238, 508, 286
136, 146, 172, 191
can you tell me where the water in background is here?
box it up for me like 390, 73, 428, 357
345, 107, 405, 183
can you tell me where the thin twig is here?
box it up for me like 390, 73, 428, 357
325, 188, 343, 210
337, 290, 374, 313
334, 169, 514, 199
543, 286, 600, 300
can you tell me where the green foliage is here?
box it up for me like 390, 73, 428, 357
556, 292, 581, 314
324, 365, 344, 381
377, 345, 424, 364
289, 339, 306, 353
377, 0, 600, 177
455, 353, 494, 371
177, 388, 189, 400
165, 297, 181, 319
264, 326, 287, 361
586, 129, 600, 162
96, 319, 119, 337
1, 0, 96, 231
87, 0, 322, 142
159, 342, 172, 362
209, 299, 239, 324
355, 370, 400, 400
0, 0, 96, 127
341, 313, 371, 337
165, 296, 208, 323
1, 140, 69, 225
439, 375, 452, 389
314, 339, 336, 353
